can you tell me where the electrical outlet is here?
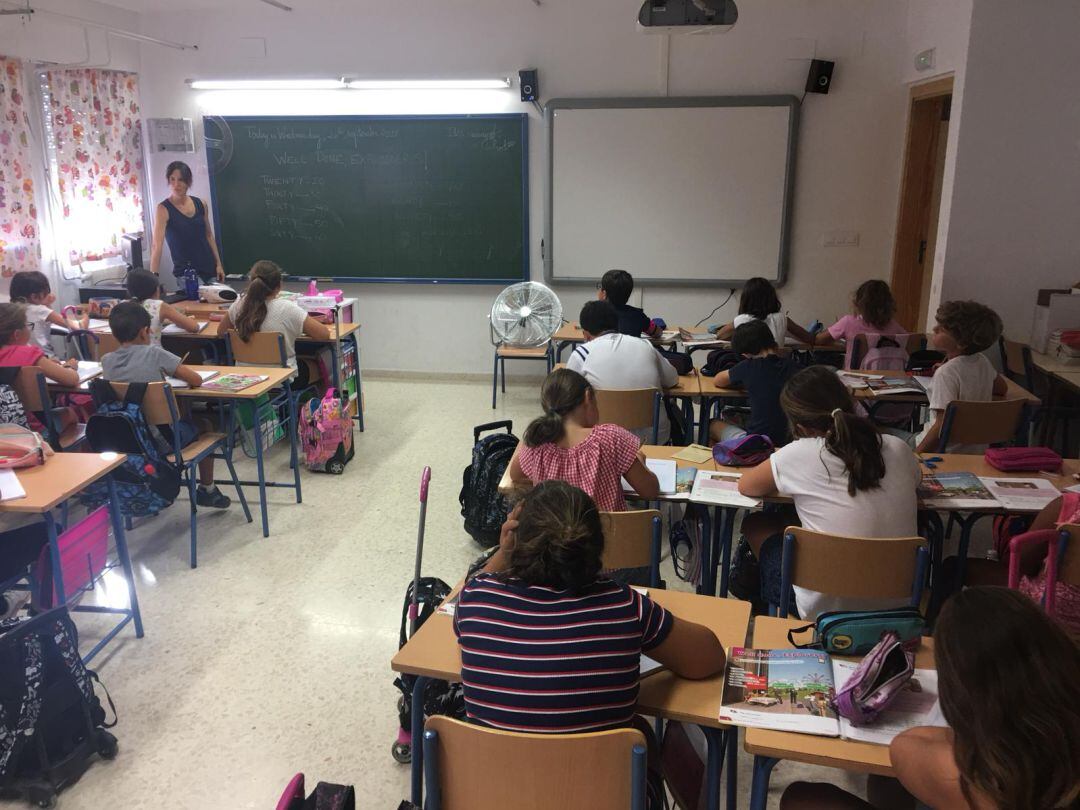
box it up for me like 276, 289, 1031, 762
823, 231, 860, 247
822, 232, 837, 247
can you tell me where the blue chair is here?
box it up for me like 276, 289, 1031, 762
422, 715, 648, 810
773, 527, 929, 619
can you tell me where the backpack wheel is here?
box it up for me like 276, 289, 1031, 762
328, 460, 345, 475
96, 729, 119, 760
391, 741, 412, 764
28, 785, 56, 809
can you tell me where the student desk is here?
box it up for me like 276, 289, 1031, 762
1, 452, 144, 663
169, 366, 299, 538
552, 323, 681, 363
744, 617, 936, 810
391, 588, 751, 810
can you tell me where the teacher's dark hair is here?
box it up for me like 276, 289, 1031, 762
523, 368, 593, 448
235, 260, 284, 342
935, 587, 1080, 810
165, 161, 193, 185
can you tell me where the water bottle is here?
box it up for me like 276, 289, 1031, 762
307, 278, 319, 296
184, 266, 199, 301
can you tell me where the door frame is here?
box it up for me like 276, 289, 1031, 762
890, 75, 954, 331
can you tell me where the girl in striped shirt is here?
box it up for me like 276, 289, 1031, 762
456, 481, 726, 801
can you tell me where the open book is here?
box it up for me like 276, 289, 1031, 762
164, 369, 220, 389
201, 373, 269, 392
917, 472, 998, 509
76, 361, 103, 383
977, 476, 1061, 511
718, 647, 944, 743
689, 470, 761, 508
863, 376, 925, 396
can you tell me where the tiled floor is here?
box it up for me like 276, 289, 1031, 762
8, 378, 869, 809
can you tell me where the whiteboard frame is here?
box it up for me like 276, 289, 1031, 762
544, 96, 800, 288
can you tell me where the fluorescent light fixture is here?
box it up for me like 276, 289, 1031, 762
187, 79, 345, 91
345, 78, 511, 90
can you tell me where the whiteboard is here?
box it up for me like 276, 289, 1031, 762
545, 97, 799, 287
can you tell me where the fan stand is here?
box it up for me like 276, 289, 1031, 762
491, 340, 555, 409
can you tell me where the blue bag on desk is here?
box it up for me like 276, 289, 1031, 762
787, 607, 925, 656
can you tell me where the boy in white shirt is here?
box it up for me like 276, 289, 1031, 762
567, 300, 679, 443
915, 300, 1008, 453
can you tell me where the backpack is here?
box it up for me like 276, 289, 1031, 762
459, 421, 518, 548
712, 433, 775, 467
0, 608, 117, 807
0, 368, 31, 431
299, 388, 354, 474
79, 378, 181, 516
856, 335, 909, 371
700, 349, 741, 377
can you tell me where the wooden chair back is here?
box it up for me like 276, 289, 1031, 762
92, 333, 121, 360
593, 389, 659, 438
938, 398, 1026, 449
998, 337, 1034, 390
226, 330, 288, 367
849, 333, 923, 370
423, 715, 647, 810
11, 367, 49, 412
600, 510, 661, 585
779, 527, 927, 618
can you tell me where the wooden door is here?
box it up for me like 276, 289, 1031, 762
891, 77, 953, 331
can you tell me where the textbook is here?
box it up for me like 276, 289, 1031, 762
679, 328, 716, 343
977, 476, 1061, 511
917, 472, 997, 509
201, 373, 268, 392
718, 647, 943, 743
162, 321, 208, 335
164, 370, 220, 389
689, 470, 761, 508
863, 376, 925, 396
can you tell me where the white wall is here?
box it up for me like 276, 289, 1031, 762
0, 0, 140, 71
937, 0, 1080, 340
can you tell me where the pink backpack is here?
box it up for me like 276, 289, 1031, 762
854, 334, 909, 371
299, 389, 355, 475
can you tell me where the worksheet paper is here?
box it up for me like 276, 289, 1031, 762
0, 469, 26, 501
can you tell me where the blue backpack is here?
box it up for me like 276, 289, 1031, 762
80, 379, 181, 517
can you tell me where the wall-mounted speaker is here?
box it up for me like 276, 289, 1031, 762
805, 59, 835, 95
519, 69, 538, 103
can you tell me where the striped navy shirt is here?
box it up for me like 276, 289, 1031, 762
453, 573, 673, 733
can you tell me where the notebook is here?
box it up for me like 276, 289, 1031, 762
0, 469, 26, 502
622, 458, 677, 496
164, 370, 220, 389
163, 321, 208, 335
77, 361, 103, 383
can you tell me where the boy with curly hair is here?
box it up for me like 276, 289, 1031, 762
915, 300, 1008, 453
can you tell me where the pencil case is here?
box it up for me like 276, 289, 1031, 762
787, 607, 925, 656
984, 446, 1062, 472
832, 631, 915, 726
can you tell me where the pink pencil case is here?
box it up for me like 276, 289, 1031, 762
984, 446, 1062, 472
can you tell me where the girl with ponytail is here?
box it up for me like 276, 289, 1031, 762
737, 365, 921, 619
219, 261, 330, 379
507, 368, 660, 510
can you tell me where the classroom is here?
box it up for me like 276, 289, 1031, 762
0, 1, 1078, 808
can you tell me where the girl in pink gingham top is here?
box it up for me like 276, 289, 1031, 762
508, 369, 660, 511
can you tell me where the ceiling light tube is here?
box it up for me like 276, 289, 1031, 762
187, 78, 345, 90
345, 78, 511, 90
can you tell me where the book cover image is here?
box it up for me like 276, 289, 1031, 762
202, 373, 268, 392
720, 648, 838, 735
917, 472, 995, 505
675, 467, 696, 496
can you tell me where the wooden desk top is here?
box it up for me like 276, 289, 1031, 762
1030, 349, 1077, 378
391, 588, 751, 728
743, 617, 935, 775
667, 373, 702, 397
0, 452, 125, 514
170, 366, 297, 400
553, 323, 584, 343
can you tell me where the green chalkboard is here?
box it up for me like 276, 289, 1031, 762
203, 115, 528, 284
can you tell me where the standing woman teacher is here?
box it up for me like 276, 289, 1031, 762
149, 161, 225, 283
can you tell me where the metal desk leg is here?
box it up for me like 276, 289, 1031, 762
286, 385, 302, 504
725, 727, 738, 810
107, 477, 144, 638
709, 507, 723, 596
352, 334, 364, 432
43, 509, 66, 605
252, 398, 270, 537
718, 508, 736, 599
702, 727, 726, 810
749, 755, 779, 810
410, 675, 430, 807
698, 507, 713, 596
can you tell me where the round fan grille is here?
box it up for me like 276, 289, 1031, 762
489, 282, 563, 348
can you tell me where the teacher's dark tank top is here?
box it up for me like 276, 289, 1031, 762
162, 196, 216, 279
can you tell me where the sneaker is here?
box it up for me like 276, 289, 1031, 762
196, 486, 231, 509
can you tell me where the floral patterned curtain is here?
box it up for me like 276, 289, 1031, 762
42, 68, 144, 264
0, 57, 41, 278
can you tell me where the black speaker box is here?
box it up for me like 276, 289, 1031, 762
519, 69, 538, 103
805, 59, 835, 94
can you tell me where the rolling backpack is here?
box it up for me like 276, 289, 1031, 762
459, 421, 518, 548
0, 608, 118, 809
79, 378, 181, 517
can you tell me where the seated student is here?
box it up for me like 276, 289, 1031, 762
908, 300, 1007, 453
598, 269, 692, 374
218, 260, 330, 384
708, 320, 797, 447
736, 365, 920, 618
780, 587, 1080, 810
713, 277, 815, 346
8, 270, 88, 358
816, 279, 907, 366
0, 302, 80, 433
508, 368, 660, 510
0, 431, 53, 621
125, 268, 201, 346
102, 302, 230, 509
458, 481, 727, 805
567, 300, 678, 444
